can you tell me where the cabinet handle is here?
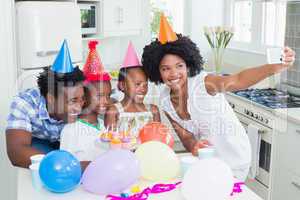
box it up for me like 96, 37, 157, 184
36, 50, 59, 57
119, 8, 124, 23
292, 181, 300, 190
115, 6, 121, 24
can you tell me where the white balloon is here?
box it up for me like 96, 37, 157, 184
181, 158, 234, 200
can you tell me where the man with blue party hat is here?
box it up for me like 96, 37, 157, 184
6, 40, 86, 168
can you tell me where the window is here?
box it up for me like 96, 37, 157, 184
150, 0, 185, 39
225, 0, 287, 53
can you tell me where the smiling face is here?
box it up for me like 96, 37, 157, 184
89, 81, 112, 115
120, 68, 148, 104
48, 84, 85, 123
159, 54, 188, 91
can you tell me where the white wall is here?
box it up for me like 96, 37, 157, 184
0, 0, 18, 200
188, 0, 224, 59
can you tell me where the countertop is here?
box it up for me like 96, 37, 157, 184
226, 92, 300, 125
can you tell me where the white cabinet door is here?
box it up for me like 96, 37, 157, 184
272, 122, 300, 200
272, 170, 300, 200
273, 122, 300, 173
102, 0, 141, 37
118, 0, 141, 33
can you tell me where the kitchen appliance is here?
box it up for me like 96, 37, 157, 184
15, 1, 82, 89
79, 3, 98, 35
233, 88, 300, 109
226, 88, 300, 200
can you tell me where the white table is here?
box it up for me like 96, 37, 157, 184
17, 168, 263, 200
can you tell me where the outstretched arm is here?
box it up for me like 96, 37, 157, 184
205, 47, 295, 95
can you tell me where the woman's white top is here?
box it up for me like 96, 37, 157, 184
160, 71, 251, 179
60, 119, 107, 161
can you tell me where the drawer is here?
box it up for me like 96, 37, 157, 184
272, 170, 300, 200
275, 122, 300, 175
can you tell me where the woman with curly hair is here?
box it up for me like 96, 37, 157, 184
141, 14, 295, 180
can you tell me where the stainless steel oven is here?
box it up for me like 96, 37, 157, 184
227, 94, 274, 200
236, 113, 272, 187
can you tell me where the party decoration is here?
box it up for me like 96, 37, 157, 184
135, 141, 180, 181
121, 42, 141, 68
81, 149, 140, 195
139, 122, 174, 148
230, 182, 245, 196
51, 40, 75, 73
158, 13, 178, 44
107, 182, 181, 200
39, 150, 81, 193
181, 158, 234, 200
83, 40, 111, 82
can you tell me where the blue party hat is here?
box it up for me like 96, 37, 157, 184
51, 40, 74, 73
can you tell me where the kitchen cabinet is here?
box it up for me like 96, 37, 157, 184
271, 120, 300, 200
272, 169, 300, 200
101, 0, 142, 37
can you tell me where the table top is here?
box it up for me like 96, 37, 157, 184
17, 168, 263, 200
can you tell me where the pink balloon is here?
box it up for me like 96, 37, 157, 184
81, 149, 140, 195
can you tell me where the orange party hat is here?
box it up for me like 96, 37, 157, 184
158, 13, 178, 44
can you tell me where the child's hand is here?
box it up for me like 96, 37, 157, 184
273, 47, 295, 73
190, 139, 211, 156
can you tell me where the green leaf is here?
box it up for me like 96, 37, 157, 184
205, 33, 214, 48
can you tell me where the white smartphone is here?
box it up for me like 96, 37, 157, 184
266, 47, 283, 64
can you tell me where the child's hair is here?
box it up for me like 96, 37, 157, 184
81, 81, 110, 109
141, 34, 204, 84
117, 66, 146, 91
37, 66, 85, 98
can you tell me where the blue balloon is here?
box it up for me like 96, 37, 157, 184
39, 150, 82, 193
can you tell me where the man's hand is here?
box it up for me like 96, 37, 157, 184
189, 139, 211, 156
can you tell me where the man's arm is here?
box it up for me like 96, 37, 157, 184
6, 129, 43, 168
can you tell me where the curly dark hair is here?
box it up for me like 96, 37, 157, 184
141, 34, 204, 84
37, 66, 85, 98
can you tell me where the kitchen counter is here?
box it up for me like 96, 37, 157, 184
16, 168, 262, 200
226, 92, 300, 124
273, 107, 300, 124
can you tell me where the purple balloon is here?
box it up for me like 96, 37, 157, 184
81, 149, 141, 195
